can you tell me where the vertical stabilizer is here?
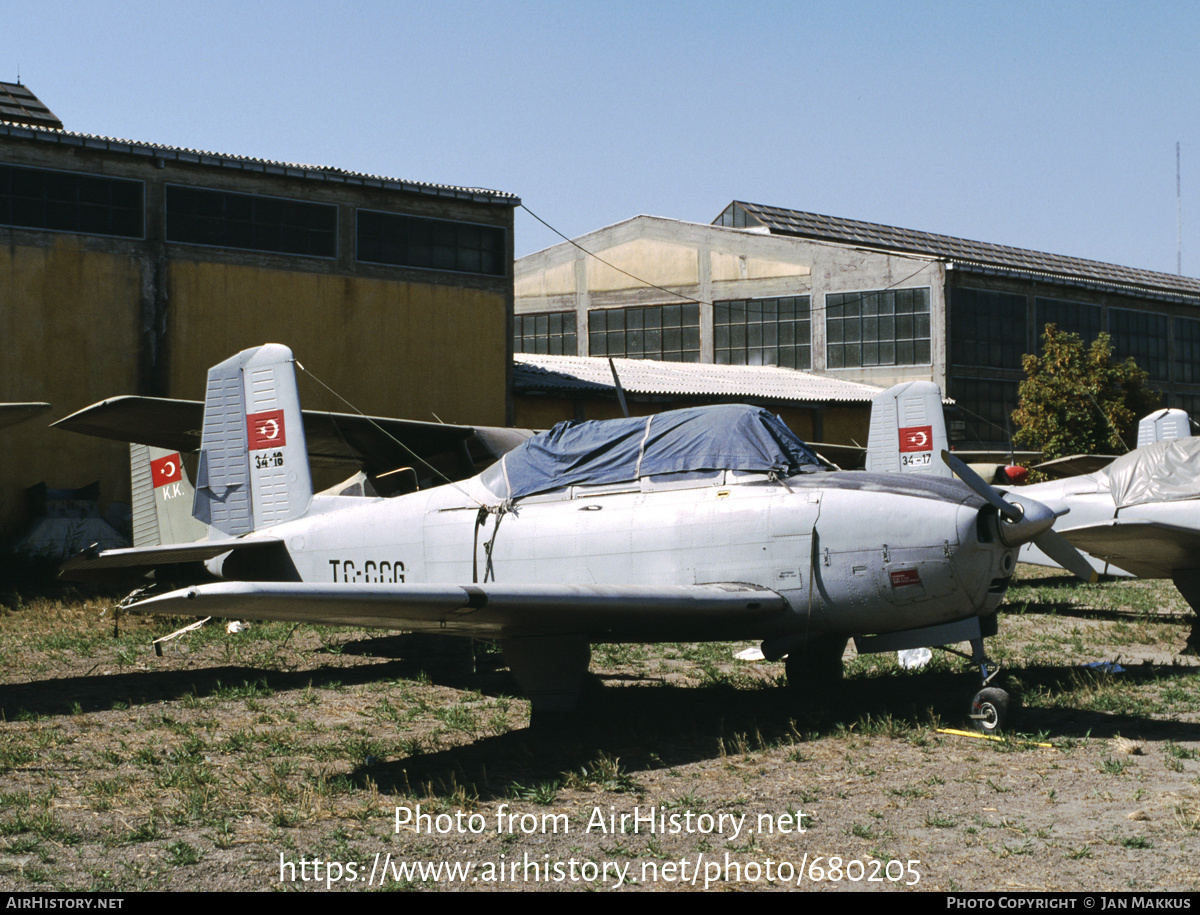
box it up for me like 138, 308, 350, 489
1136, 408, 1191, 448
130, 444, 207, 546
193, 344, 313, 536
865, 381, 949, 476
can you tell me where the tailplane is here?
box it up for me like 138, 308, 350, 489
864, 381, 949, 477
193, 343, 313, 535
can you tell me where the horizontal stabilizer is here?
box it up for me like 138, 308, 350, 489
0, 402, 51, 430
124, 581, 788, 640
60, 538, 282, 583
53, 396, 532, 483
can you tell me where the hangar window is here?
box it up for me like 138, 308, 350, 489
950, 288, 1027, 370
1174, 316, 1200, 384
1170, 393, 1200, 431
1109, 308, 1168, 382
714, 296, 811, 369
0, 164, 143, 238
948, 376, 1020, 446
1034, 297, 1101, 350
588, 304, 701, 362
166, 186, 336, 257
357, 210, 506, 276
826, 287, 930, 368
515, 312, 577, 355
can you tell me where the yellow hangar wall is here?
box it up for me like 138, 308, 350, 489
165, 262, 508, 426
0, 246, 509, 540
0, 239, 143, 535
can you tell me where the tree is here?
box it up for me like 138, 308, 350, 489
1012, 325, 1161, 461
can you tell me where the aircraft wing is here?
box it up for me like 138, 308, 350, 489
52, 395, 532, 480
123, 580, 789, 640
1059, 521, 1200, 579
0, 402, 51, 430
1031, 454, 1117, 479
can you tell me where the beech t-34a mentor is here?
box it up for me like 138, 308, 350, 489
59, 344, 1086, 732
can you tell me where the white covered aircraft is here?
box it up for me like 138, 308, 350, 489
59, 345, 1088, 731
1010, 409, 1200, 651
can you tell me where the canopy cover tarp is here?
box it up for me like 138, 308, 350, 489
482, 404, 824, 500
1103, 437, 1200, 509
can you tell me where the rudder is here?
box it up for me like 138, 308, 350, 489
193, 343, 313, 535
865, 380, 949, 476
130, 444, 207, 546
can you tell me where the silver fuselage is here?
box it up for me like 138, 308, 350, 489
207, 468, 1010, 642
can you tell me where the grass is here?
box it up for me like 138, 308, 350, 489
0, 576, 1197, 891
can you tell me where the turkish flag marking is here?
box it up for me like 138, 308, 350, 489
150, 454, 182, 489
899, 425, 933, 452
247, 410, 286, 450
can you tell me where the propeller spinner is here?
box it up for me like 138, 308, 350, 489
941, 450, 1098, 583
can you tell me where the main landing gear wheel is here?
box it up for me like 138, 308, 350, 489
785, 636, 846, 703
969, 687, 1011, 734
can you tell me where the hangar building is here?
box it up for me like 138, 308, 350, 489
0, 83, 518, 539
515, 201, 1200, 447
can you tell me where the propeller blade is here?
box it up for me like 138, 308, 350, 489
941, 451, 1021, 521
941, 450, 1057, 548
1033, 529, 1099, 583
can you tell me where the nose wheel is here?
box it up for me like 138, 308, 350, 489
966, 637, 1013, 734
969, 686, 1010, 733
942, 637, 1015, 733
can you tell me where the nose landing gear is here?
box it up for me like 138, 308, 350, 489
940, 636, 1014, 733
966, 637, 1011, 734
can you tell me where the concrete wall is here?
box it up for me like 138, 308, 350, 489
516, 215, 946, 405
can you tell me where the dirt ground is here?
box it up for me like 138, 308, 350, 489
0, 568, 1197, 892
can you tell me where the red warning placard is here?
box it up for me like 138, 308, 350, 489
899, 425, 933, 452
247, 410, 286, 450
890, 568, 922, 588
150, 453, 182, 488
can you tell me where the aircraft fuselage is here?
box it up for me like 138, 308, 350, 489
208, 468, 1009, 644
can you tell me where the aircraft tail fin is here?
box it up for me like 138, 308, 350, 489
193, 343, 313, 535
1137, 408, 1192, 448
865, 381, 949, 477
130, 444, 208, 546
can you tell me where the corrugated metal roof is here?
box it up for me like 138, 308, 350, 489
515, 354, 883, 403
0, 119, 519, 205
727, 201, 1200, 301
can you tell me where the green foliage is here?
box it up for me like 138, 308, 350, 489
1012, 325, 1160, 461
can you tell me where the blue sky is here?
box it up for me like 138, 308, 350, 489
6, 1, 1198, 270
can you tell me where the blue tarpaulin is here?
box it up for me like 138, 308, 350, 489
481, 404, 825, 500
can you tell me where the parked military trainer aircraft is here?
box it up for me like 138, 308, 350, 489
1014, 431, 1200, 652
60, 344, 1087, 731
